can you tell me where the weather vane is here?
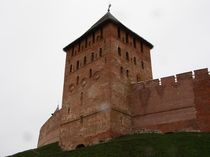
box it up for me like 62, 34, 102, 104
108, 4, 111, 12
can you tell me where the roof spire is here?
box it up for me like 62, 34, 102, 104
108, 4, 111, 12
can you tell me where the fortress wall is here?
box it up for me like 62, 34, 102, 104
194, 69, 210, 131
110, 109, 132, 136
59, 110, 111, 150
130, 68, 210, 132
38, 110, 61, 147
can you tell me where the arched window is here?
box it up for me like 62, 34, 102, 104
91, 53, 94, 62
76, 60, 79, 70
120, 66, 123, 74
126, 52, 129, 61
126, 70, 129, 77
136, 74, 140, 82
118, 47, 121, 56
70, 65, 73, 72
141, 61, 144, 69
134, 57, 136, 65
80, 92, 83, 105
83, 56, 87, 65
71, 47, 74, 56
76, 76, 79, 85
80, 116, 83, 124
92, 32, 95, 43
140, 41, 143, 52
100, 28, 103, 39
85, 38, 87, 48
89, 69, 92, 78
78, 42, 80, 52
133, 38, 136, 48
126, 33, 129, 43
117, 27, 121, 38
76, 144, 85, 149
99, 48, 102, 57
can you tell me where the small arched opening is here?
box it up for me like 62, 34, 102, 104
76, 144, 85, 149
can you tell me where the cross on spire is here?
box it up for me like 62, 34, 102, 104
108, 4, 111, 12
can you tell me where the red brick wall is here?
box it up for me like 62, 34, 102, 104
130, 70, 197, 132
130, 69, 210, 133
38, 110, 61, 147
194, 69, 210, 131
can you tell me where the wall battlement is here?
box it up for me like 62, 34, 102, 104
130, 68, 210, 133
133, 68, 209, 88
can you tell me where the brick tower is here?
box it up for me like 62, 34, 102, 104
59, 10, 153, 149
38, 10, 210, 150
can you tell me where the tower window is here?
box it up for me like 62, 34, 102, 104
99, 48, 102, 57
126, 33, 129, 43
117, 27, 121, 38
83, 56, 87, 65
134, 57, 136, 65
126, 70, 129, 77
85, 38, 87, 48
120, 67, 123, 74
70, 64, 73, 72
100, 28, 103, 39
136, 74, 140, 82
71, 47, 74, 56
140, 41, 143, 52
92, 32, 95, 43
76, 76, 80, 85
91, 53, 94, 62
78, 42, 80, 52
80, 116, 83, 124
133, 38, 136, 48
141, 61, 144, 69
89, 69, 92, 78
118, 47, 121, 56
76, 60, 79, 70
126, 52, 129, 61
80, 92, 83, 105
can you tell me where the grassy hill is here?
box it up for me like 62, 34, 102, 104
9, 132, 210, 157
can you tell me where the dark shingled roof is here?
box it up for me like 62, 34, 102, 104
63, 12, 153, 52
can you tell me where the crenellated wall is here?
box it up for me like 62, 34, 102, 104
37, 68, 210, 149
130, 68, 210, 133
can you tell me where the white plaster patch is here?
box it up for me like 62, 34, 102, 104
97, 102, 110, 112
87, 85, 98, 99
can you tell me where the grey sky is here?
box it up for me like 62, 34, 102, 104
0, 0, 210, 156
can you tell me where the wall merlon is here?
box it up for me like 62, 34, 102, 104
160, 76, 175, 85
194, 68, 209, 80
176, 71, 193, 82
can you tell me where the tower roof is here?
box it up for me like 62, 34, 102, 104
63, 12, 153, 52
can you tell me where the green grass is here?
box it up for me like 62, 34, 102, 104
8, 132, 210, 157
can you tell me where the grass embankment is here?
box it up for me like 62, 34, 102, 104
9, 132, 210, 157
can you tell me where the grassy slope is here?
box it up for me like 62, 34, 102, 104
9, 132, 210, 157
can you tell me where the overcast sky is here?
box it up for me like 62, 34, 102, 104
0, 0, 210, 156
